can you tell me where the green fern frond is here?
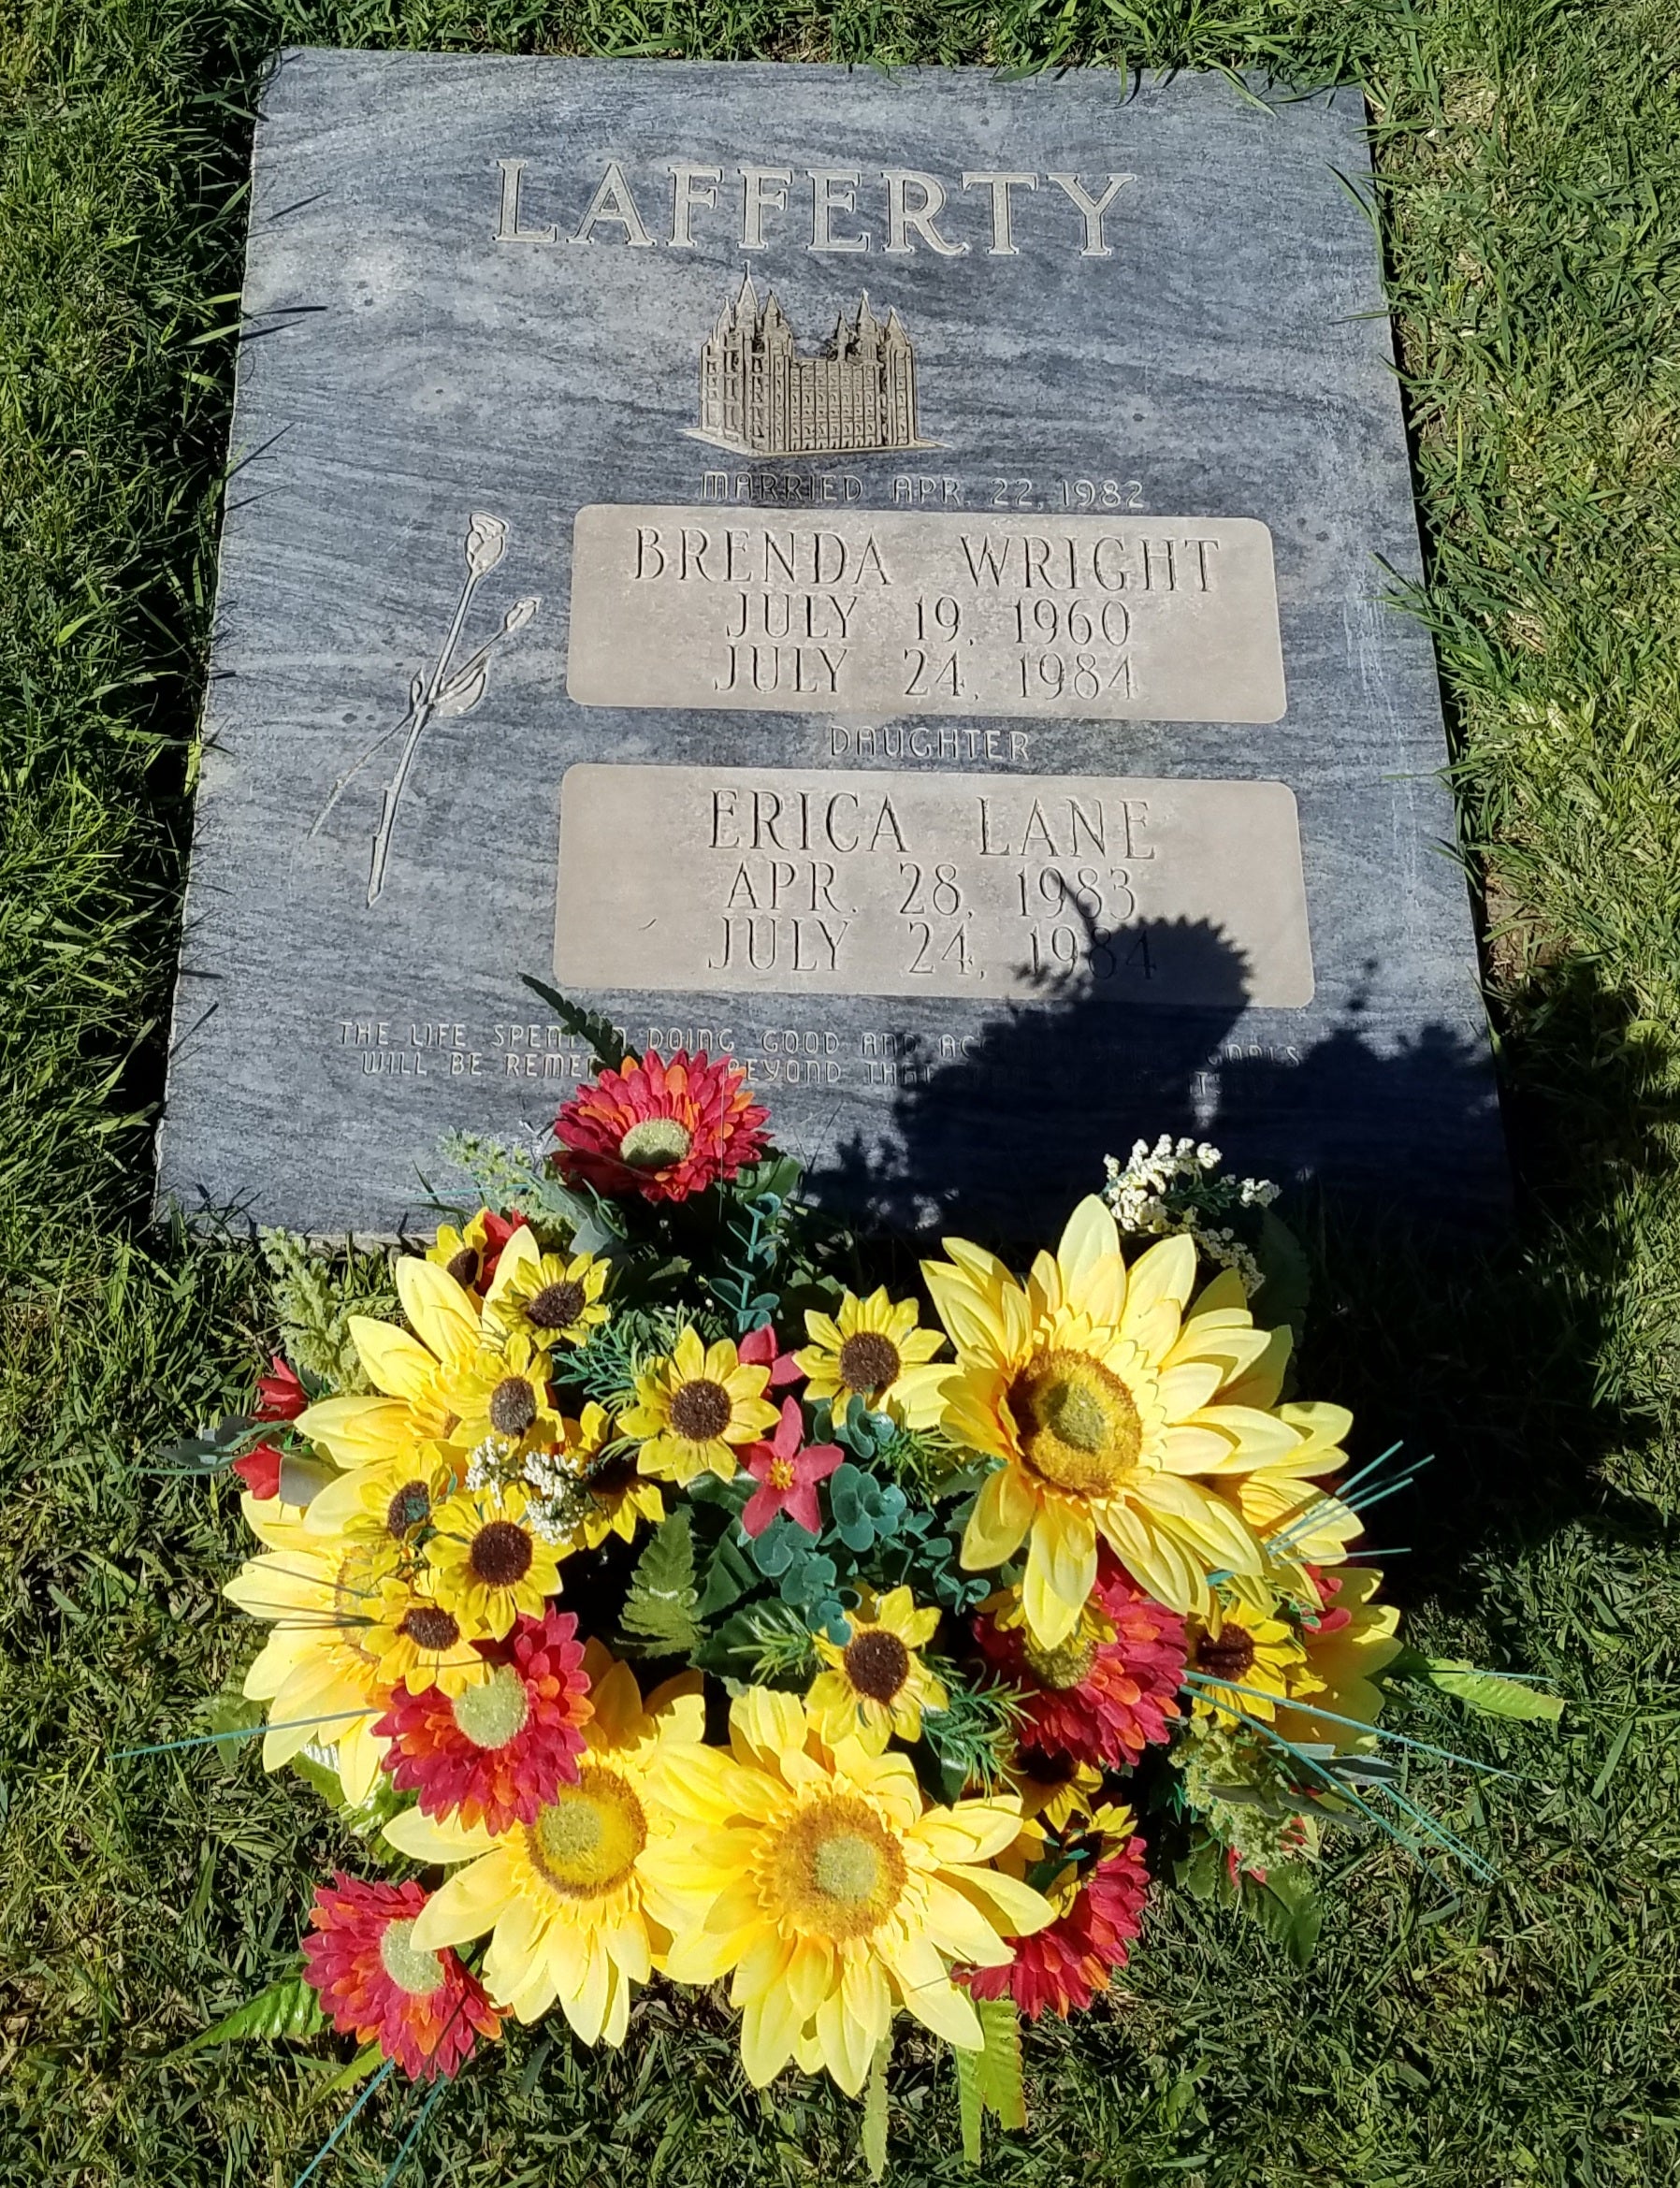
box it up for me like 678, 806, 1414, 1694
618, 1509, 704, 1655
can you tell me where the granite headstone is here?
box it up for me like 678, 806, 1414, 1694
159, 51, 1505, 1233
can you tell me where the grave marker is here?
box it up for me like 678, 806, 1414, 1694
160, 52, 1505, 1232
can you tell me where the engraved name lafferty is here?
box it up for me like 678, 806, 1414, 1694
553, 765, 1314, 1007
566, 507, 1285, 723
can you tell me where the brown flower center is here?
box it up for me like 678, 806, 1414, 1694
668, 1377, 732, 1442
399, 1605, 461, 1653
1195, 1626, 1257, 1682
528, 1279, 587, 1331
470, 1519, 534, 1587
1008, 1348, 1142, 1498
384, 1480, 432, 1536
585, 1448, 638, 1497
488, 1375, 539, 1438
836, 1330, 902, 1398
843, 1628, 911, 1703
445, 1246, 481, 1289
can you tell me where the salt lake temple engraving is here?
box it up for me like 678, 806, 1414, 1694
695, 275, 925, 457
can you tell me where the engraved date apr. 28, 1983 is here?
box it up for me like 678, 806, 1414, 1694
553, 765, 1312, 1007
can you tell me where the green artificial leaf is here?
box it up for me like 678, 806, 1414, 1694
321, 2043, 384, 2094
152, 1413, 265, 1473
174, 1975, 325, 2056
976, 1997, 1026, 2130
953, 2037, 985, 2165
519, 974, 635, 1071
913, 1671, 1024, 1802
736, 1153, 804, 1206
862, 2036, 891, 2181
1244, 1862, 1324, 1968
1175, 1831, 1237, 1906
824, 1462, 907, 1554
290, 1749, 347, 1809
434, 1129, 601, 1239
693, 1532, 758, 1617
695, 1601, 820, 1686
1388, 1652, 1564, 1724
1253, 1208, 1311, 1346
198, 1670, 265, 1777
617, 1509, 704, 1655
746, 1513, 804, 1578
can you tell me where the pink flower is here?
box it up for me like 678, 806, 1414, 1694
740, 1398, 842, 1538
738, 1324, 804, 1388
232, 1443, 283, 1500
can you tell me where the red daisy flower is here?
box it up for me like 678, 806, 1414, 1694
1303, 1563, 1354, 1635
973, 1553, 1187, 1769
966, 1831, 1151, 2021
301, 1873, 500, 2079
232, 1443, 284, 1500
738, 1322, 804, 1387
254, 1355, 307, 1422
739, 1397, 843, 1538
551, 1049, 770, 1203
474, 1210, 528, 1291
374, 1607, 592, 1833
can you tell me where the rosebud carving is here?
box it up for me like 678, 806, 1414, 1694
465, 513, 509, 578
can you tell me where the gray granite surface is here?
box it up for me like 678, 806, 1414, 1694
159, 51, 1506, 1235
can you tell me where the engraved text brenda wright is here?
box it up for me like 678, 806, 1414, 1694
566, 508, 1285, 725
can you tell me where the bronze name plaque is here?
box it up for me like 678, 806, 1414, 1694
566, 507, 1285, 722
554, 764, 1313, 1006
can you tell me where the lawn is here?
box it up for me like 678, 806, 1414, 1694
3, 0, 1679, 2182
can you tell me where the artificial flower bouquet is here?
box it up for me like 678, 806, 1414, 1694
173, 1010, 1557, 2176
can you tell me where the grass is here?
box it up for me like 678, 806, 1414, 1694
3, 0, 1679, 2181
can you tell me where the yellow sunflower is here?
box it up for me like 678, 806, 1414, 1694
543, 1403, 665, 1551
924, 1196, 1311, 1645
796, 1288, 949, 1429
807, 1586, 948, 1753
444, 1330, 565, 1456
484, 1226, 611, 1351
619, 1327, 777, 1485
301, 1442, 460, 1549
1275, 1569, 1402, 1750
388, 1649, 702, 2044
644, 1690, 1052, 2095
296, 1257, 479, 1471
1184, 1599, 1307, 1728
1008, 1754, 1106, 1835
425, 1479, 564, 1641
222, 1497, 393, 1801
994, 1795, 1135, 1910
366, 1569, 489, 1698
1184, 1282, 1362, 1599
425, 1210, 502, 1297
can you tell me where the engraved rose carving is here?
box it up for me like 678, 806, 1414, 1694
309, 515, 539, 904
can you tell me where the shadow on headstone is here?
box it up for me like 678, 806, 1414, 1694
808, 913, 1503, 1237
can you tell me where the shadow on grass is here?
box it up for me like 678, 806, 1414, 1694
807, 915, 1678, 1629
